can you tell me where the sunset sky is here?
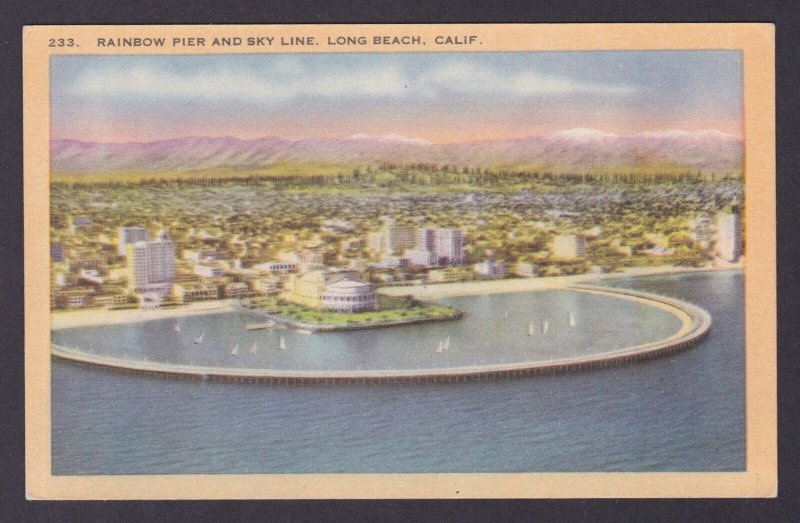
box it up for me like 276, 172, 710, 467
50, 51, 743, 143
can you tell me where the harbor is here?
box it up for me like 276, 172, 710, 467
51, 283, 710, 384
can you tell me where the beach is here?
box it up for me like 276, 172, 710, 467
380, 264, 741, 299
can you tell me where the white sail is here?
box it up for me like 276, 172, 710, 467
193, 332, 204, 344
436, 341, 443, 353
445, 336, 450, 351
174, 322, 180, 332
528, 321, 534, 336
250, 340, 258, 354
568, 311, 576, 327
542, 320, 549, 334
231, 341, 239, 356
279, 334, 286, 351
504, 310, 509, 319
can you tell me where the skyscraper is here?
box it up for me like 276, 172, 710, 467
406, 228, 465, 266
126, 228, 176, 297
715, 212, 742, 262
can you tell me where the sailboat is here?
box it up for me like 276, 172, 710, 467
436, 340, 444, 353
568, 311, 576, 327
504, 310, 509, 319
542, 320, 549, 334
250, 340, 258, 354
528, 321, 535, 336
279, 334, 286, 351
174, 322, 181, 332
444, 336, 450, 351
193, 332, 204, 344
231, 340, 239, 356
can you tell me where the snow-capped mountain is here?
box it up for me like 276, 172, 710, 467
50, 129, 742, 174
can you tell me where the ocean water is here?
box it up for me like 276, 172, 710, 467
51, 271, 744, 474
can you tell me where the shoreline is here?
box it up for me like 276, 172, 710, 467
380, 264, 742, 300
50, 263, 740, 330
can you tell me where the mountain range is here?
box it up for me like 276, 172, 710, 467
50, 128, 742, 174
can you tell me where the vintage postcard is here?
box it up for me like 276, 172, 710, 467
24, 24, 775, 499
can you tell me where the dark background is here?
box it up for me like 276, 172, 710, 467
1, 1, 798, 520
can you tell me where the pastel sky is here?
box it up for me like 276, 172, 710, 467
51, 51, 742, 143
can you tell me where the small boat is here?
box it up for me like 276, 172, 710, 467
542, 320, 549, 334
231, 341, 239, 356
193, 332, 204, 344
279, 334, 286, 351
528, 321, 534, 336
174, 322, 181, 332
296, 329, 314, 335
568, 311, 576, 327
250, 340, 258, 354
436, 340, 444, 353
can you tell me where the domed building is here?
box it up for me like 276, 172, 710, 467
321, 279, 379, 313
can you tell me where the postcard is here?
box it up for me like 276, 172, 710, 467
23, 24, 776, 499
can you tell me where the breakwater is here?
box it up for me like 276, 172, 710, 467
51, 284, 711, 384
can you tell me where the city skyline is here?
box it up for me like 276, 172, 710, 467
51, 51, 743, 143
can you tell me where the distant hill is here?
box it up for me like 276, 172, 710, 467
50, 128, 742, 175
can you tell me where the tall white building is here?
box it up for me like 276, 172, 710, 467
552, 234, 586, 259
126, 228, 176, 297
715, 212, 742, 262
118, 226, 151, 256
406, 228, 465, 266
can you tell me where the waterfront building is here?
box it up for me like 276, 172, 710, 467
251, 276, 283, 295
474, 252, 507, 279
224, 282, 251, 299
370, 256, 410, 270
428, 267, 471, 283
321, 279, 379, 313
406, 228, 466, 267
117, 226, 151, 256
126, 228, 176, 298
552, 234, 586, 259
287, 269, 363, 309
715, 212, 742, 262
173, 282, 220, 303
515, 262, 539, 278
405, 248, 437, 267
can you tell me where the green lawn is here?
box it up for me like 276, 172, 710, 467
244, 295, 461, 326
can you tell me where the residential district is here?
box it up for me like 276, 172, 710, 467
49, 180, 742, 312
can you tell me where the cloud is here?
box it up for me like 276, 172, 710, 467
71, 64, 408, 101
422, 62, 634, 95
69, 60, 634, 103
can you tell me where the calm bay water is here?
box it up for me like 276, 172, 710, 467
51, 271, 744, 474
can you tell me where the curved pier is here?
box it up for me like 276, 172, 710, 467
51, 284, 711, 384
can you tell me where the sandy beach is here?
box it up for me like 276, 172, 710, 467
50, 264, 741, 330
51, 300, 238, 330
380, 264, 742, 300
